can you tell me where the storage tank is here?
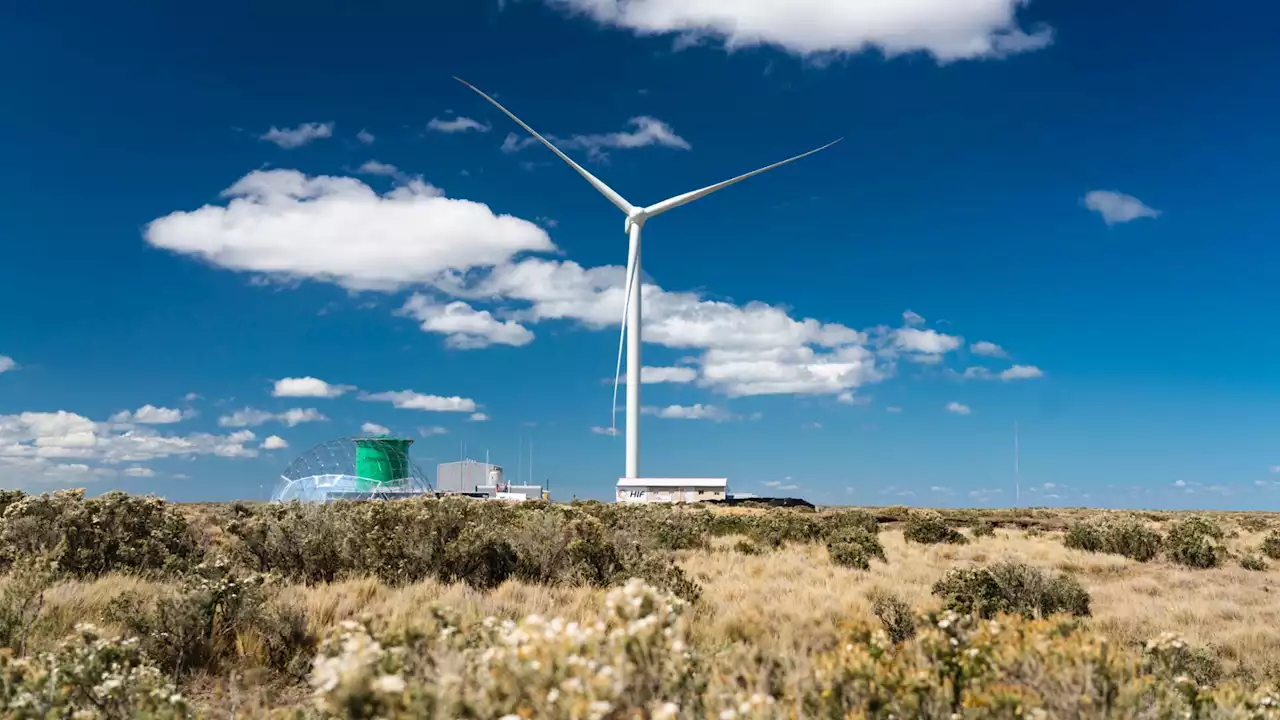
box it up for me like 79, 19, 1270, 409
352, 437, 413, 492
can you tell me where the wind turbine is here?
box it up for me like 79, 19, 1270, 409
456, 77, 840, 481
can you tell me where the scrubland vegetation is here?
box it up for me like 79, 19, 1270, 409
2, 488, 1280, 717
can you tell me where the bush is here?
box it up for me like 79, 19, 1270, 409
970, 520, 996, 538
867, 589, 916, 643
0, 623, 189, 718
1238, 516, 1270, 532
1240, 554, 1268, 572
1261, 530, 1280, 561
1064, 515, 1163, 562
822, 510, 880, 538
0, 490, 200, 578
1165, 516, 1227, 569
0, 558, 55, 655
903, 510, 968, 545
932, 561, 1092, 620
827, 542, 870, 570
732, 539, 762, 555
106, 558, 314, 679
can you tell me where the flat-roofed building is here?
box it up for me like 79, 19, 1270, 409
615, 477, 728, 504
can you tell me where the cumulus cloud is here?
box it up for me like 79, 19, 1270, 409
400, 295, 535, 349
359, 390, 478, 413
643, 403, 735, 421
418, 426, 448, 437
1083, 190, 1161, 226
271, 377, 353, 398
591, 426, 619, 436
543, 0, 1053, 61
970, 341, 1006, 357
0, 356, 16, 374
356, 129, 375, 144
122, 466, 155, 477
428, 115, 491, 133
217, 407, 327, 428
361, 422, 391, 435
356, 160, 409, 183
109, 405, 187, 425
467, 413, 490, 422
261, 435, 289, 450
946, 401, 971, 415
0, 410, 261, 486
1000, 364, 1044, 380
902, 310, 925, 326
144, 169, 555, 292
500, 116, 690, 161
641, 366, 698, 384
260, 122, 334, 149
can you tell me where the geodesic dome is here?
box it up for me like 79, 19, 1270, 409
271, 435, 433, 503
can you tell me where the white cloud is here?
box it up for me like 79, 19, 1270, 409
642, 366, 698, 384
930, 485, 951, 494
501, 116, 690, 161
272, 377, 353, 398
777, 484, 800, 491
400, 294, 535, 349
946, 401, 971, 415
643, 404, 734, 421
544, 0, 1053, 62
361, 422, 391, 435
0, 410, 261, 486
1000, 364, 1044, 380
144, 169, 555, 292
217, 407, 327, 428
109, 405, 187, 425
960, 366, 992, 380
836, 391, 869, 405
360, 390, 477, 413
893, 328, 962, 356
467, 413, 490, 422
886, 406, 902, 413
260, 122, 334, 149
356, 129, 375, 144
418, 426, 448, 437
1083, 190, 1161, 226
1174, 479, 1188, 487
122, 466, 155, 477
428, 115, 491, 133
591, 426, 618, 436
182, 392, 201, 402
0, 356, 16, 374
970, 341, 1006, 357
902, 310, 925, 326
356, 160, 408, 183
261, 435, 289, 450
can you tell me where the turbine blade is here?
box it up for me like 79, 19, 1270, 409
644, 138, 842, 218
454, 77, 634, 215
611, 232, 641, 436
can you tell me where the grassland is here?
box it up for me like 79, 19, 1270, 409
1, 489, 1280, 717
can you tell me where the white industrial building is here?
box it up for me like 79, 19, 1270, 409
436, 459, 547, 501
615, 478, 728, 504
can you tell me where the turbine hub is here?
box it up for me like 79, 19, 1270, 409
624, 209, 647, 234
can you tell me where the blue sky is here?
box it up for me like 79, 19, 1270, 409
2, 1, 1279, 508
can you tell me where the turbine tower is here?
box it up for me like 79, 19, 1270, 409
457, 77, 839, 480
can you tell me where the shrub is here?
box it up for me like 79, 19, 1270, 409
1238, 516, 1270, 533
0, 623, 188, 718
1240, 554, 1268, 572
0, 489, 200, 578
1261, 530, 1280, 561
106, 558, 314, 679
903, 510, 968, 545
867, 589, 916, 643
732, 539, 762, 555
747, 511, 824, 549
932, 561, 1092, 620
822, 510, 880, 538
827, 542, 870, 570
1064, 515, 1163, 562
0, 558, 56, 655
970, 520, 996, 538
1165, 516, 1227, 569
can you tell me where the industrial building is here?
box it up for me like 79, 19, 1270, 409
615, 477, 728, 504
436, 459, 547, 501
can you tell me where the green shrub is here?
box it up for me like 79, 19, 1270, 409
971, 521, 996, 538
827, 528, 885, 563
1240, 554, 1268, 572
903, 510, 968, 545
0, 490, 200, 578
1165, 516, 1227, 569
1064, 515, 1163, 562
822, 510, 880, 538
827, 542, 870, 570
747, 511, 824, 549
1260, 530, 1280, 561
932, 561, 1092, 620
867, 589, 916, 643
732, 539, 762, 555
106, 558, 314, 679
1238, 516, 1270, 533
0, 558, 55, 655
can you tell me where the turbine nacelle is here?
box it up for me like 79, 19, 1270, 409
624, 210, 648, 234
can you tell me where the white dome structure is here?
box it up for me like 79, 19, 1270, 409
271, 435, 433, 503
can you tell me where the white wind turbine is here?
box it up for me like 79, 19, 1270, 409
456, 77, 840, 481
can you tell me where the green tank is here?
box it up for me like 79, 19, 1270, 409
353, 436, 414, 492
